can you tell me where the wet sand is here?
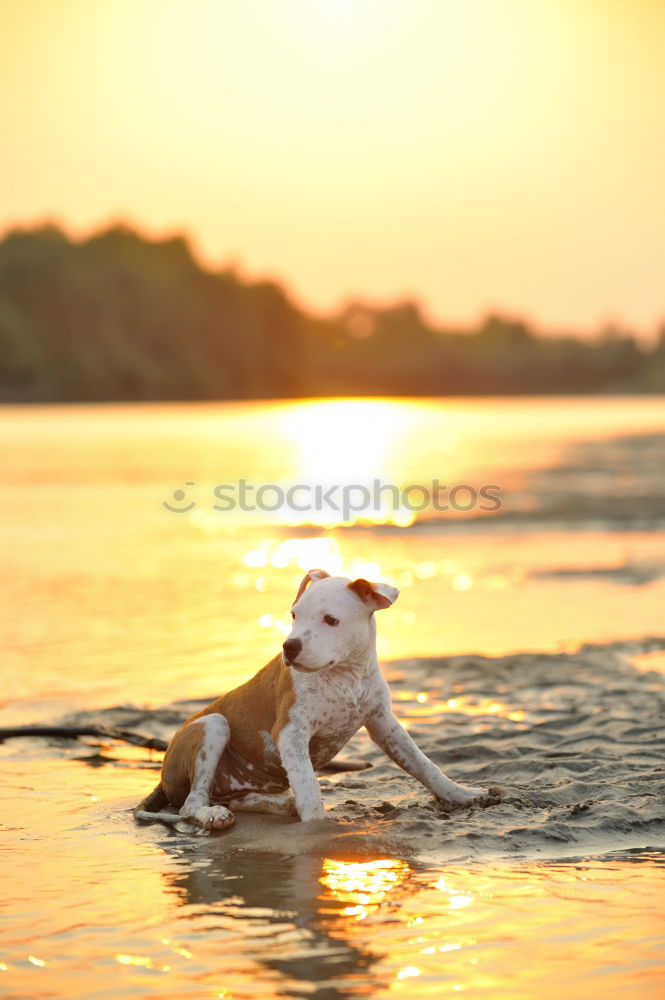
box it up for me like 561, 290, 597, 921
81, 638, 665, 863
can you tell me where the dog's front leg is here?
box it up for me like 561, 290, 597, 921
276, 722, 326, 822
366, 711, 487, 806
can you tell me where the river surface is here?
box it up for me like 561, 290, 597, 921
1, 397, 664, 998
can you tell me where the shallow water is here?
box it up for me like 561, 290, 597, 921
2, 397, 665, 724
2, 747, 663, 999
2, 397, 665, 997
1, 759, 665, 1000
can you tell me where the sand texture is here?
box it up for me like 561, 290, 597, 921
65, 639, 665, 863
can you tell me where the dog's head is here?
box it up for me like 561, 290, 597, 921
282, 568, 399, 673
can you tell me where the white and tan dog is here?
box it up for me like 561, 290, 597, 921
135, 569, 487, 830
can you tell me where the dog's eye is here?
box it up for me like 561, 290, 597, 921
323, 614, 339, 627
291, 611, 295, 620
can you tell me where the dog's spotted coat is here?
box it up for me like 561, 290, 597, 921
135, 570, 487, 830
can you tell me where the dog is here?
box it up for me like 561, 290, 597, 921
134, 569, 487, 830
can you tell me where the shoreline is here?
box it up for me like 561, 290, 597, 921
5, 638, 664, 866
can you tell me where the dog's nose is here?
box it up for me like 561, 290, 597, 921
282, 637, 302, 663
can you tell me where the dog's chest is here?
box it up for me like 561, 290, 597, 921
300, 677, 371, 768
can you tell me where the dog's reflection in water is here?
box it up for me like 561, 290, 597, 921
157, 842, 414, 999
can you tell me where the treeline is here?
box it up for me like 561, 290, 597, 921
1, 223, 664, 402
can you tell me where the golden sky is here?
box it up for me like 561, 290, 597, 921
2, 0, 664, 335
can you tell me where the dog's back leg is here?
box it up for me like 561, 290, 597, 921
162, 713, 235, 831
138, 783, 168, 811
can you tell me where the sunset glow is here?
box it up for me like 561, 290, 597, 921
2, 0, 665, 334
3, 8, 665, 997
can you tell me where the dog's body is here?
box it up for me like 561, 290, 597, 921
135, 570, 487, 830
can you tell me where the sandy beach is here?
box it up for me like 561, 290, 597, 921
63, 636, 662, 862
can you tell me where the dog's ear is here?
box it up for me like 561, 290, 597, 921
293, 568, 330, 604
347, 578, 399, 610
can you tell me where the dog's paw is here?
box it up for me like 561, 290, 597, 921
185, 804, 236, 831
297, 808, 329, 824
298, 815, 335, 831
444, 784, 488, 806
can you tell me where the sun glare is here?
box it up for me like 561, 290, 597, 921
277, 0, 400, 49
278, 399, 418, 484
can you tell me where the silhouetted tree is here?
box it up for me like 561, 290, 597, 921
0, 223, 660, 401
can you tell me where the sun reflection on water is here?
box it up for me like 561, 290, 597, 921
272, 399, 452, 527
278, 399, 421, 485
320, 858, 411, 922
394, 689, 527, 726
244, 537, 391, 589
